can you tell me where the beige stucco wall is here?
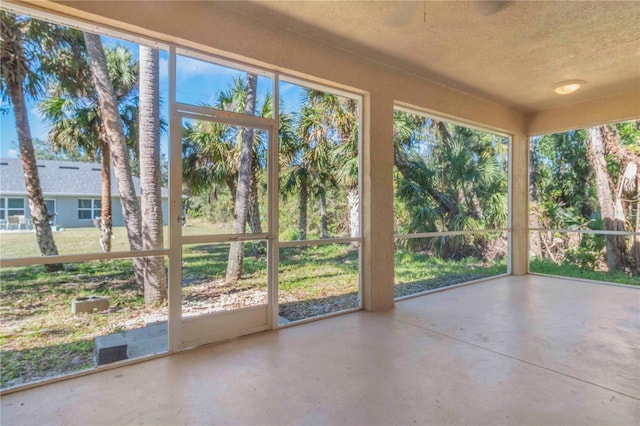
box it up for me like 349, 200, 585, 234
12, 0, 633, 309
527, 91, 640, 136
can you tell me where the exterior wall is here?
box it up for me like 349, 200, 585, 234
5, 195, 169, 228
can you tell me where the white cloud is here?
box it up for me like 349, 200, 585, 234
7, 149, 18, 158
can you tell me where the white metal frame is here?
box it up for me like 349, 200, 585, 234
0, 1, 361, 388
273, 75, 364, 326
169, 60, 366, 340
171, 102, 277, 349
527, 131, 639, 280
391, 105, 513, 299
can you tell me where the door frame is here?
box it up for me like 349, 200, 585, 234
168, 48, 279, 350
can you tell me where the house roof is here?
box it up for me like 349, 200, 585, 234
0, 158, 168, 198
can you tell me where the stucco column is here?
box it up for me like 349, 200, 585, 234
362, 91, 395, 311
511, 132, 529, 275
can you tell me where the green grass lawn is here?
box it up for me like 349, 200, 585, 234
529, 258, 640, 286
0, 218, 232, 258
394, 250, 508, 297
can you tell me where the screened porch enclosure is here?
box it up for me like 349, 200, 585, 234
0, 4, 637, 420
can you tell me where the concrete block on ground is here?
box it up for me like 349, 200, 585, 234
95, 333, 128, 366
72, 296, 109, 314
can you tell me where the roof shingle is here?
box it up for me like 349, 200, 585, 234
0, 158, 168, 197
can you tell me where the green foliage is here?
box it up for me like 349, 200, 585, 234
531, 129, 597, 225
393, 111, 509, 258
616, 121, 640, 152
530, 121, 639, 278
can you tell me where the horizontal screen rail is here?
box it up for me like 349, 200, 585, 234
182, 233, 270, 245
176, 103, 274, 130
278, 237, 361, 248
395, 229, 510, 239
529, 228, 640, 236
0, 248, 170, 268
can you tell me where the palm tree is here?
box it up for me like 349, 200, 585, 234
294, 90, 360, 238
0, 11, 64, 271
182, 75, 271, 278
139, 45, 166, 305
226, 73, 258, 283
83, 31, 144, 288
38, 45, 138, 253
393, 113, 508, 259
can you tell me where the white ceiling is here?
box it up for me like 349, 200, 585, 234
220, 1, 640, 113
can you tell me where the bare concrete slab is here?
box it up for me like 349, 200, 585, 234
124, 321, 168, 359
4, 276, 639, 425
94, 322, 168, 366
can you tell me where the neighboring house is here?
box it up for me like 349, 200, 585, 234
0, 158, 169, 228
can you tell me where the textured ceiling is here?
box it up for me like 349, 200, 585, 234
220, 1, 640, 113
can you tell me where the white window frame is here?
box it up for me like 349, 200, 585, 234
2, 197, 26, 219
77, 199, 101, 221
392, 104, 513, 301
0, 2, 371, 389
527, 131, 640, 285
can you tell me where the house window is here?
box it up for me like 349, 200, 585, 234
45, 200, 56, 224
1, 198, 26, 219
78, 199, 101, 220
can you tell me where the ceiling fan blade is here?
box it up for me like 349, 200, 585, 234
385, 2, 421, 27
474, 1, 512, 16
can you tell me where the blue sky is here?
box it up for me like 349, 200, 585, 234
1, 32, 306, 159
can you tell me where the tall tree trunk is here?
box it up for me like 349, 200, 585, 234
8, 77, 62, 272
529, 145, 542, 257
347, 186, 359, 238
226, 74, 257, 284
99, 140, 112, 253
298, 173, 308, 240
139, 46, 167, 306
248, 165, 263, 257
633, 184, 640, 271
320, 191, 329, 238
248, 165, 262, 234
586, 126, 625, 272
84, 32, 144, 288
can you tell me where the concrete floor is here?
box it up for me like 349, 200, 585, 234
1, 275, 639, 425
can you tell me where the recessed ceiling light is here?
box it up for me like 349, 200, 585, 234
553, 80, 585, 95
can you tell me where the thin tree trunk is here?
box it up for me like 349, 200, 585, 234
84, 32, 144, 288
99, 140, 112, 253
298, 173, 308, 240
529, 146, 542, 258
248, 166, 263, 257
8, 77, 62, 272
320, 191, 329, 238
586, 126, 625, 272
225, 177, 237, 206
226, 74, 257, 284
248, 166, 262, 234
347, 186, 359, 238
139, 46, 167, 306
633, 183, 640, 271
